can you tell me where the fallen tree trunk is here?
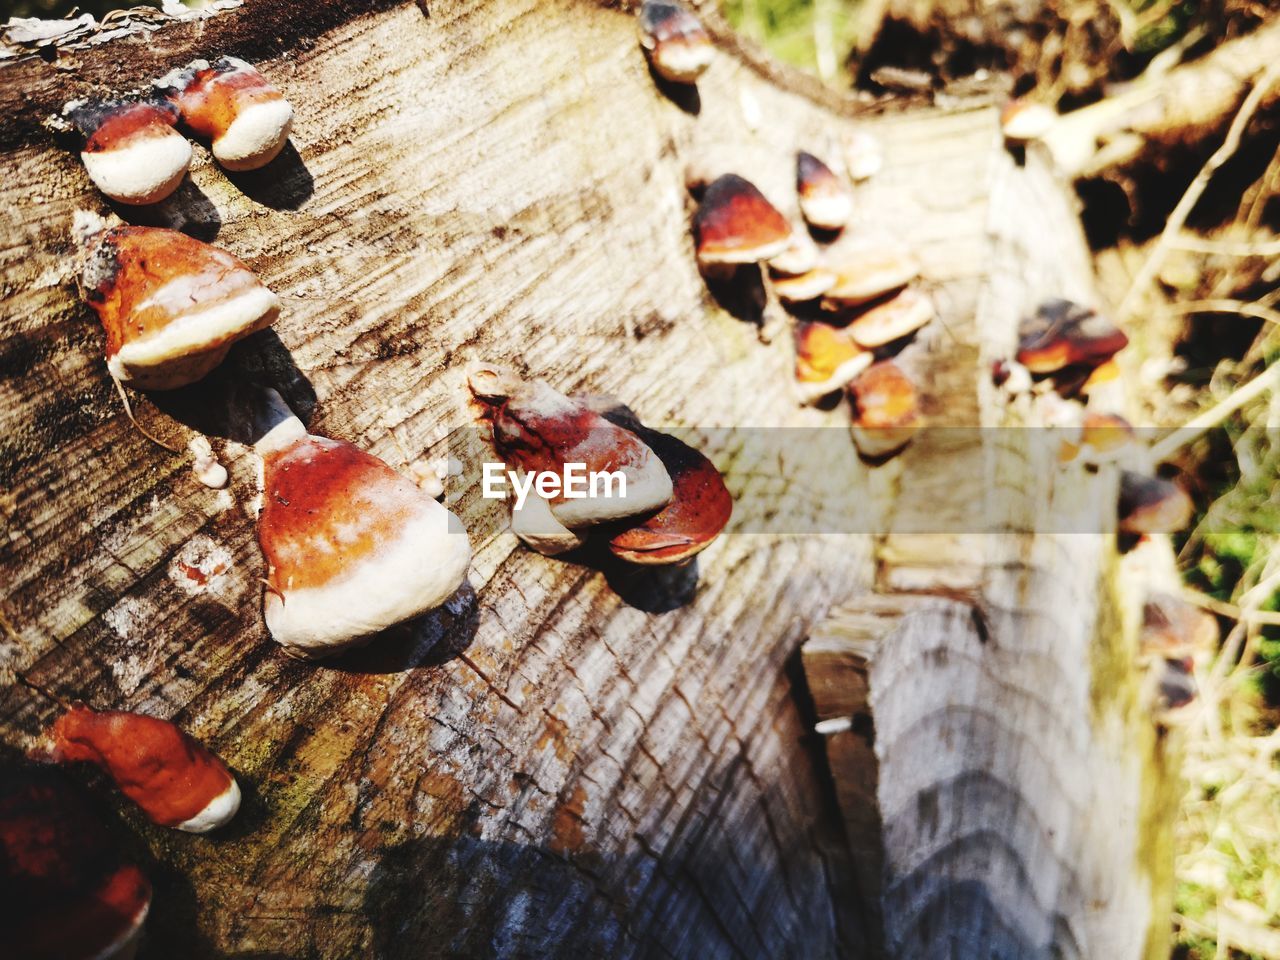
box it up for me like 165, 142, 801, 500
0, 1, 1173, 957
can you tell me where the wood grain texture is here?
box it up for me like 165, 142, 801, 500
803, 131, 1177, 959
0, 0, 1140, 956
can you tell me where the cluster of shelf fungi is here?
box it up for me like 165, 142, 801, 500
3, 2, 1208, 957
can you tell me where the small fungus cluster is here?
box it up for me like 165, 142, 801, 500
64, 56, 293, 206
469, 364, 733, 566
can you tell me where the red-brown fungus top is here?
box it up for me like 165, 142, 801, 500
2, 762, 151, 960
81, 226, 261, 355
794, 321, 863, 380
694, 174, 792, 262
490, 385, 660, 485
259, 435, 428, 591
49, 706, 232, 828
74, 101, 179, 153
849, 360, 920, 428
608, 428, 732, 562
796, 150, 841, 198
165, 58, 283, 139
1017, 299, 1129, 373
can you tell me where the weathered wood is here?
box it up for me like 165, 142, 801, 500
0, 0, 1160, 957
801, 111, 1178, 958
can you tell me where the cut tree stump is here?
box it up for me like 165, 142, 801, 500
0, 1, 1173, 957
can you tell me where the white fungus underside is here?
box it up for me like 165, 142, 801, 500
265, 502, 472, 658
848, 298, 935, 348
107, 286, 280, 380
699, 234, 792, 267
81, 134, 191, 205
175, 776, 241, 832
510, 485, 587, 556
549, 451, 673, 528
798, 351, 872, 404
652, 42, 713, 82
213, 99, 294, 170
800, 192, 853, 231
88, 897, 150, 960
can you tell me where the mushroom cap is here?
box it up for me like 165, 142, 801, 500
2, 763, 151, 960
823, 252, 920, 306
80, 226, 280, 390
767, 231, 820, 276
848, 360, 922, 457
607, 427, 733, 565
470, 365, 674, 527
793, 321, 872, 403
1001, 99, 1057, 142
47, 706, 240, 832
694, 174, 793, 267
257, 432, 472, 658
1141, 592, 1217, 658
845, 288, 935, 347
158, 56, 293, 170
796, 150, 853, 231
843, 130, 883, 181
1118, 471, 1194, 534
1017, 299, 1128, 374
773, 267, 837, 303
638, 0, 713, 83
66, 99, 191, 206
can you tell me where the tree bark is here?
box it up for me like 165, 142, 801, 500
0, 1, 1171, 957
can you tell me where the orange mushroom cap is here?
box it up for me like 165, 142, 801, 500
64, 98, 191, 205
793, 321, 872, 403
638, 0, 714, 83
48, 705, 239, 832
1016, 300, 1128, 374
694, 174, 792, 267
848, 360, 922, 458
823, 252, 920, 306
469, 364, 673, 527
256, 415, 472, 659
79, 224, 280, 390
796, 150, 853, 231
157, 56, 294, 171
607, 427, 733, 565
845, 288, 935, 348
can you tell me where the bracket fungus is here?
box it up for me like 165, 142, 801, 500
822, 252, 920, 308
638, 0, 714, 84
157, 56, 294, 171
63, 98, 192, 206
1141, 592, 1218, 660
1118, 471, 1194, 535
1016, 299, 1128, 376
767, 230, 820, 277
848, 360, 922, 458
469, 364, 674, 527
793, 320, 872, 403
606, 426, 732, 565
772, 267, 837, 304
44, 705, 240, 833
1058, 411, 1135, 464
843, 130, 883, 181
693, 174, 793, 272
253, 392, 472, 659
845, 288, 936, 348
77, 220, 280, 390
2, 763, 152, 960
796, 151, 853, 231
508, 476, 590, 557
